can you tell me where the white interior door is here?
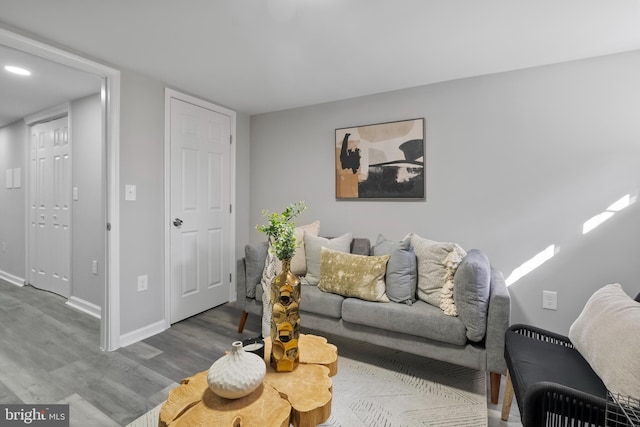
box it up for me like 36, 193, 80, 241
29, 116, 71, 298
169, 97, 231, 323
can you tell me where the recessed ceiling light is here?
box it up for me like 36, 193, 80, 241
4, 65, 32, 76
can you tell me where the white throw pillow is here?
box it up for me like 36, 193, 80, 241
568, 283, 640, 399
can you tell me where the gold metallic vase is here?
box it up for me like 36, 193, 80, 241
270, 259, 301, 372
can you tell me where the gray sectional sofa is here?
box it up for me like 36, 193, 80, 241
235, 236, 511, 403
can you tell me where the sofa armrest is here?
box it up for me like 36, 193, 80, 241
236, 258, 247, 308
485, 267, 511, 374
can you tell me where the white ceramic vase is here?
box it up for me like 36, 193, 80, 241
207, 341, 266, 399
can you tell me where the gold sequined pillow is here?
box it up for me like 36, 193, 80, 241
318, 247, 390, 302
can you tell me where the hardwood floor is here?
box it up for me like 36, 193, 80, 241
0, 279, 521, 426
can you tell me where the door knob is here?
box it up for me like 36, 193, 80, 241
173, 218, 183, 227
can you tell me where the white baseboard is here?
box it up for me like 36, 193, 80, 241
119, 320, 166, 348
66, 296, 101, 319
0, 270, 25, 287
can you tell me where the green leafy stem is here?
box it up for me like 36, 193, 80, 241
256, 201, 307, 260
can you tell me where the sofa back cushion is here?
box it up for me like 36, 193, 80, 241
453, 249, 491, 342
350, 237, 371, 256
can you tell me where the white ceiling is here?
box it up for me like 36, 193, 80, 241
0, 44, 102, 127
1, 0, 640, 126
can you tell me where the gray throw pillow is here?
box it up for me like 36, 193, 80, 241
303, 232, 353, 285
453, 249, 491, 342
244, 242, 269, 298
372, 234, 416, 305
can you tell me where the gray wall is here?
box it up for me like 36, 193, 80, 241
118, 70, 165, 334
116, 72, 250, 333
71, 93, 104, 308
248, 50, 640, 335
0, 120, 27, 282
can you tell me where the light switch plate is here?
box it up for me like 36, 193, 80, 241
137, 274, 148, 292
125, 184, 137, 201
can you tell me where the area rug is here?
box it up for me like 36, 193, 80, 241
127, 339, 487, 427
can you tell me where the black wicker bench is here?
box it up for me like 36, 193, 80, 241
502, 292, 640, 427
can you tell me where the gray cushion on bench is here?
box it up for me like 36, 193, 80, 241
342, 299, 468, 346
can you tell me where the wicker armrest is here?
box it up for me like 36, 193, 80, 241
508, 323, 574, 348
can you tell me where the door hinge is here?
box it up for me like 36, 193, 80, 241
229, 135, 233, 144
106, 223, 111, 231
229, 204, 232, 214
229, 273, 232, 283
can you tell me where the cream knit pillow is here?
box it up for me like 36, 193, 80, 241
568, 283, 640, 399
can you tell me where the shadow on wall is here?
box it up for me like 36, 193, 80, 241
506, 190, 639, 334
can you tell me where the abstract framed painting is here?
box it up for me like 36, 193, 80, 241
335, 118, 425, 200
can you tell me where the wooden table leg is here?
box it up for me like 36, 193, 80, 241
501, 371, 515, 421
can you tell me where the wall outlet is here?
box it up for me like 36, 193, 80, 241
543, 290, 557, 310
137, 274, 148, 292
92, 260, 98, 275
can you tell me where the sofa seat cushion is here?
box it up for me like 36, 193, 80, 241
299, 284, 344, 319
257, 283, 344, 319
342, 298, 468, 346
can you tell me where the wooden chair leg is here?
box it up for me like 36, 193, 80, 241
237, 310, 248, 333
501, 371, 515, 421
490, 371, 501, 404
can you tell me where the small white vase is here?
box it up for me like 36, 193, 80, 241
207, 341, 266, 399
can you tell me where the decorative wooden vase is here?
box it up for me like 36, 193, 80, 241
270, 258, 301, 372
207, 341, 266, 399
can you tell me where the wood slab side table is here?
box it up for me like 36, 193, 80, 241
159, 334, 338, 427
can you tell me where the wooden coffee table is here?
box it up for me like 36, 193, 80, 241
159, 334, 338, 427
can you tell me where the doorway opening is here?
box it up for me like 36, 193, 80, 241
0, 27, 121, 351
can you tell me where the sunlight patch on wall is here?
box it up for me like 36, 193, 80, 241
582, 194, 633, 235
505, 244, 556, 286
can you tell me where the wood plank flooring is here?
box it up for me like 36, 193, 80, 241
0, 279, 521, 426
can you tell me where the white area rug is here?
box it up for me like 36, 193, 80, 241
128, 340, 487, 427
